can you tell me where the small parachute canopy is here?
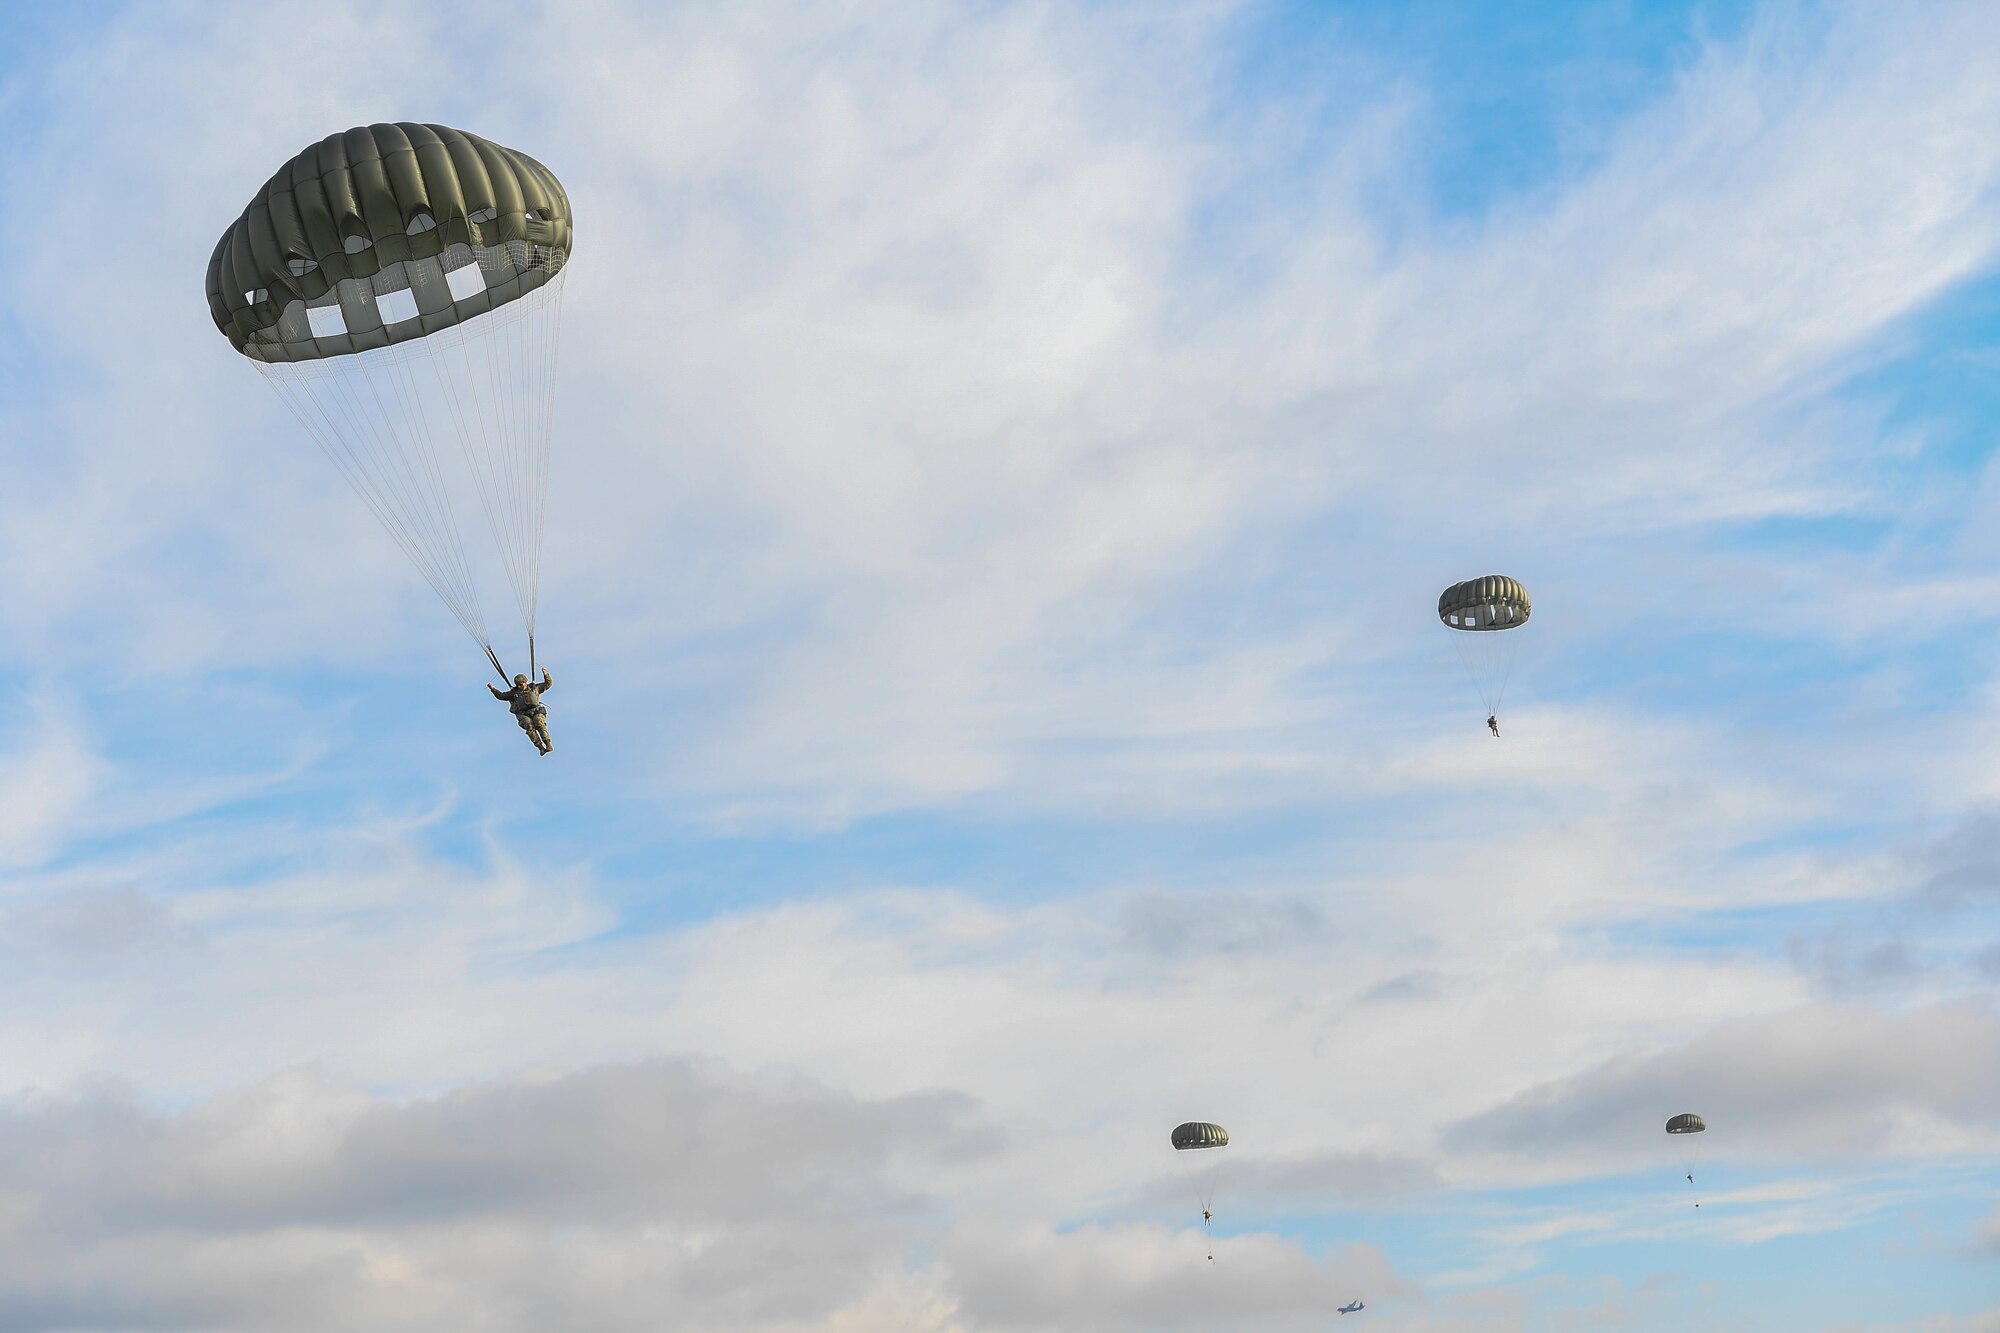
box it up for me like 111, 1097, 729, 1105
1172, 1121, 1229, 1151
1665, 1113, 1707, 1135
1438, 575, 1531, 631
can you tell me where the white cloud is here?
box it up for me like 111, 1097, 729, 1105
0, 1060, 983, 1333
942, 1224, 1398, 1331
1448, 1001, 2000, 1168
0, 705, 98, 871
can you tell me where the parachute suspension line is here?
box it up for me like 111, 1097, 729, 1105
527, 265, 565, 633
332, 345, 481, 642
1197, 1190, 1214, 1263
424, 258, 563, 641
348, 343, 482, 636
1448, 625, 1524, 717
252, 258, 565, 673
1488, 628, 1524, 714
459, 287, 519, 611
485, 643, 509, 684
497, 265, 539, 631
497, 264, 530, 620
506, 256, 563, 635
1450, 631, 1490, 715
1671, 1133, 1702, 1206
258, 353, 491, 648
280, 354, 468, 639
1177, 1150, 1220, 1260
368, 335, 487, 627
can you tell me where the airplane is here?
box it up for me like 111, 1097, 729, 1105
1338, 1300, 1365, 1314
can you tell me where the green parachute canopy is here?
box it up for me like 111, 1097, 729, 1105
208, 124, 573, 677
1437, 575, 1531, 632
207, 123, 571, 361
1665, 1113, 1706, 1134
1172, 1121, 1229, 1150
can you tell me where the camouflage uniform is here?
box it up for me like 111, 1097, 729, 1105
490, 669, 554, 753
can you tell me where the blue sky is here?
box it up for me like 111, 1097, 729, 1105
0, 0, 1995, 1329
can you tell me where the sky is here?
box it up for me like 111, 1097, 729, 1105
0, 0, 1995, 1328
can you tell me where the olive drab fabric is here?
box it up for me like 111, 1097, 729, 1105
207, 123, 572, 363
1665, 1113, 1707, 1134
1437, 575, 1532, 631
1172, 1122, 1230, 1151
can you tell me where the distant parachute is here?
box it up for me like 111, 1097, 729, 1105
1665, 1112, 1706, 1204
208, 123, 572, 682
1438, 575, 1531, 725
1172, 1121, 1229, 1259
1172, 1122, 1229, 1151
